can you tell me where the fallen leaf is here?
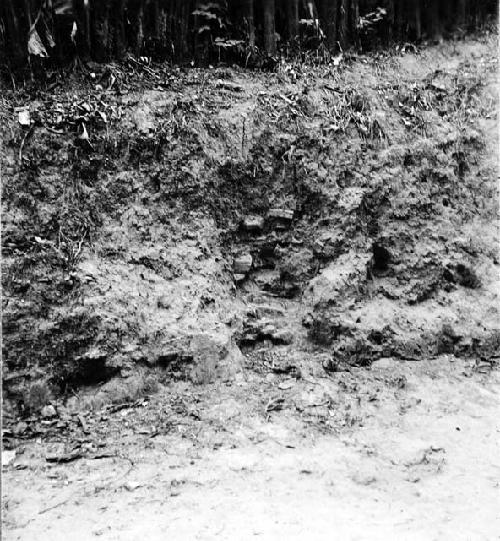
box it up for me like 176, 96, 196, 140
16, 107, 30, 126
28, 29, 48, 57
78, 123, 90, 141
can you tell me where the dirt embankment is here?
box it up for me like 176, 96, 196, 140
1, 34, 500, 541
1, 36, 499, 415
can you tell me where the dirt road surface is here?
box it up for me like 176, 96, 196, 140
3, 358, 499, 540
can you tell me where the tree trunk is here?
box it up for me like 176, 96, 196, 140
426, 0, 443, 42
2, 0, 26, 67
157, 6, 168, 58
71, 0, 90, 60
457, 0, 467, 28
23, 0, 32, 29
178, 0, 190, 60
350, 0, 359, 46
92, 0, 112, 61
239, 0, 256, 47
385, 0, 395, 43
114, 0, 126, 59
319, 0, 338, 49
414, 0, 422, 40
136, 0, 145, 56
194, 0, 204, 62
263, 0, 277, 55
339, 0, 348, 50
286, 0, 299, 41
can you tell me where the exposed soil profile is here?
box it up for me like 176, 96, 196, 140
1, 34, 499, 540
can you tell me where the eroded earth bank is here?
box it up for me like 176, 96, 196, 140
1, 34, 499, 540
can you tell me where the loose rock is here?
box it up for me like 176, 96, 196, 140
268, 208, 294, 222
41, 405, 57, 419
13, 421, 28, 436
2, 450, 16, 467
242, 216, 265, 232
233, 254, 253, 274
254, 305, 286, 318
270, 329, 294, 345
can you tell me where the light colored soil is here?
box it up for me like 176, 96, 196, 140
3, 358, 500, 540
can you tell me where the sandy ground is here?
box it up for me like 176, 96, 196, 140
3, 358, 500, 540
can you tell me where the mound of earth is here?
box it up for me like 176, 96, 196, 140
1, 36, 498, 416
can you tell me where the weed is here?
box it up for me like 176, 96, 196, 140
23, 380, 52, 413
95, 373, 160, 406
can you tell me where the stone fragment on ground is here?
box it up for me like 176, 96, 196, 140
268, 208, 294, 221
41, 405, 57, 419
233, 254, 253, 274
242, 216, 265, 232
